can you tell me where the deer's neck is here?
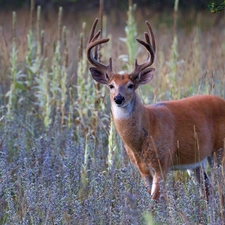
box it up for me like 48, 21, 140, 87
111, 93, 147, 151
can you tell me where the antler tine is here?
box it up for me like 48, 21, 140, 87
87, 18, 113, 77
129, 21, 156, 78
146, 21, 156, 52
88, 18, 99, 44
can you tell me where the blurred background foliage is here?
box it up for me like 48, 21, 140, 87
0, 0, 222, 11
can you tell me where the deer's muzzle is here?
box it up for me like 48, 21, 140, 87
114, 94, 125, 105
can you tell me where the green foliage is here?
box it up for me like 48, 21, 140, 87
107, 118, 120, 170
6, 12, 25, 119
35, 58, 52, 127
166, 0, 180, 99
166, 34, 179, 98
33, 7, 69, 128
120, 4, 138, 71
125, 4, 138, 70
143, 212, 158, 225
208, 1, 225, 12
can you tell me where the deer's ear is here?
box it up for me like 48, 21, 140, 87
137, 68, 155, 85
89, 67, 109, 84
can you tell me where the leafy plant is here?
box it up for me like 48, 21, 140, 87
119, 3, 138, 72
208, 1, 225, 12
6, 12, 25, 119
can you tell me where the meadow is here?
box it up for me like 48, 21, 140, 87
0, 2, 225, 224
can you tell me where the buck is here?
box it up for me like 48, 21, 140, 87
86, 18, 225, 200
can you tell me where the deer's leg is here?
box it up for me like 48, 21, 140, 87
202, 169, 211, 199
151, 172, 164, 200
135, 167, 153, 194
125, 145, 153, 193
137, 162, 153, 194
207, 155, 214, 168
187, 166, 211, 200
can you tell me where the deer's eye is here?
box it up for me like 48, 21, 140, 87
128, 84, 134, 89
109, 84, 114, 89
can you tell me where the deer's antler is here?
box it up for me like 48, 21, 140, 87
87, 18, 114, 78
129, 21, 156, 79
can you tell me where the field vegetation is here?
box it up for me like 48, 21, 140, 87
0, 0, 225, 224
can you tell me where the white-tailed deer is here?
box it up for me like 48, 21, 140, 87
86, 18, 225, 200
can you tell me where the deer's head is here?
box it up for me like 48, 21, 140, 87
87, 18, 156, 108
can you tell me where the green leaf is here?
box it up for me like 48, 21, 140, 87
15, 82, 25, 91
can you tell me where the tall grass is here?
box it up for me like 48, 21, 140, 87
119, 3, 138, 72
0, 1, 225, 224
166, 0, 179, 99
6, 12, 21, 119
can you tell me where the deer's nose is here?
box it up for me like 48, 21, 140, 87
114, 94, 125, 105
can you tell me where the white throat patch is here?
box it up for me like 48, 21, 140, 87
111, 102, 133, 119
